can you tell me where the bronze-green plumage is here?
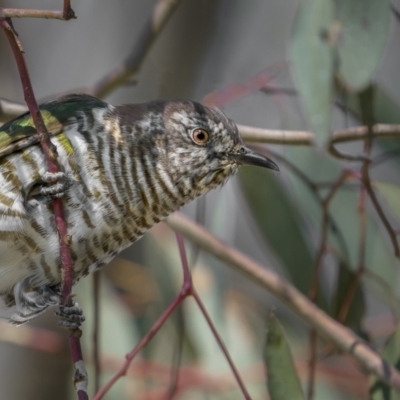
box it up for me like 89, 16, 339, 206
0, 94, 278, 326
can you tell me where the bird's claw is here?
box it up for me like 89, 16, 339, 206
39, 171, 71, 200
55, 300, 85, 330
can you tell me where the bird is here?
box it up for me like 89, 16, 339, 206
0, 94, 278, 327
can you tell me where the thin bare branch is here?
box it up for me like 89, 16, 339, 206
0, 8, 75, 20
363, 169, 400, 258
166, 212, 400, 392
0, 1, 76, 20
328, 124, 400, 160
92, 284, 188, 400
86, 0, 182, 98
239, 123, 400, 148
307, 171, 348, 399
93, 233, 251, 399
238, 124, 314, 145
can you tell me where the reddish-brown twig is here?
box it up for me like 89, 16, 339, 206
93, 233, 251, 400
0, 15, 87, 400
87, 0, 182, 98
306, 171, 348, 400
175, 234, 251, 399
92, 270, 190, 399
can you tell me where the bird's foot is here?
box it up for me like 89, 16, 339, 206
55, 300, 85, 330
23, 171, 72, 208
39, 171, 70, 200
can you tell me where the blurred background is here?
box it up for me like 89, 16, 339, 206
1, 0, 400, 399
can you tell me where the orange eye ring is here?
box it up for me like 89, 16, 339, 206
191, 128, 209, 144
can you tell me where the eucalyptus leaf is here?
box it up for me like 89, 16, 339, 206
336, 0, 390, 91
265, 312, 305, 400
290, 0, 334, 143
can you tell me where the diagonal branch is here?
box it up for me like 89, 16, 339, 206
166, 212, 400, 392
86, 0, 183, 98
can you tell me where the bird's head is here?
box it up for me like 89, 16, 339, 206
119, 99, 278, 203
157, 100, 279, 198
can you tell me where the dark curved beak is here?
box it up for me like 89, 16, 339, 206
231, 148, 279, 171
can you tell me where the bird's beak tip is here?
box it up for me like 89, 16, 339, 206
232, 148, 279, 171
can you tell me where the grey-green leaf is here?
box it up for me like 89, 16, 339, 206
290, 0, 334, 143
265, 312, 305, 400
374, 181, 400, 222
336, 0, 391, 92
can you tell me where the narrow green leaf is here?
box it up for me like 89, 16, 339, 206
290, 0, 334, 143
265, 312, 305, 400
336, 0, 390, 91
238, 168, 327, 310
370, 327, 400, 399
374, 181, 400, 222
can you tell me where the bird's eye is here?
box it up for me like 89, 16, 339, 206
191, 128, 209, 145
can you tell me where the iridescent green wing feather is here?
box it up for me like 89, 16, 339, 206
0, 94, 108, 158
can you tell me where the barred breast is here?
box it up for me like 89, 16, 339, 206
0, 105, 183, 298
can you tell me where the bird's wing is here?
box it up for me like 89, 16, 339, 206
0, 94, 108, 159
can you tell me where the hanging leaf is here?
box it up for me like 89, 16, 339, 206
336, 0, 391, 92
264, 312, 305, 400
290, 0, 334, 143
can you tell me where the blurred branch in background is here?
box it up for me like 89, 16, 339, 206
0, 8, 75, 20
86, 0, 183, 99
0, 0, 75, 20
166, 212, 400, 391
